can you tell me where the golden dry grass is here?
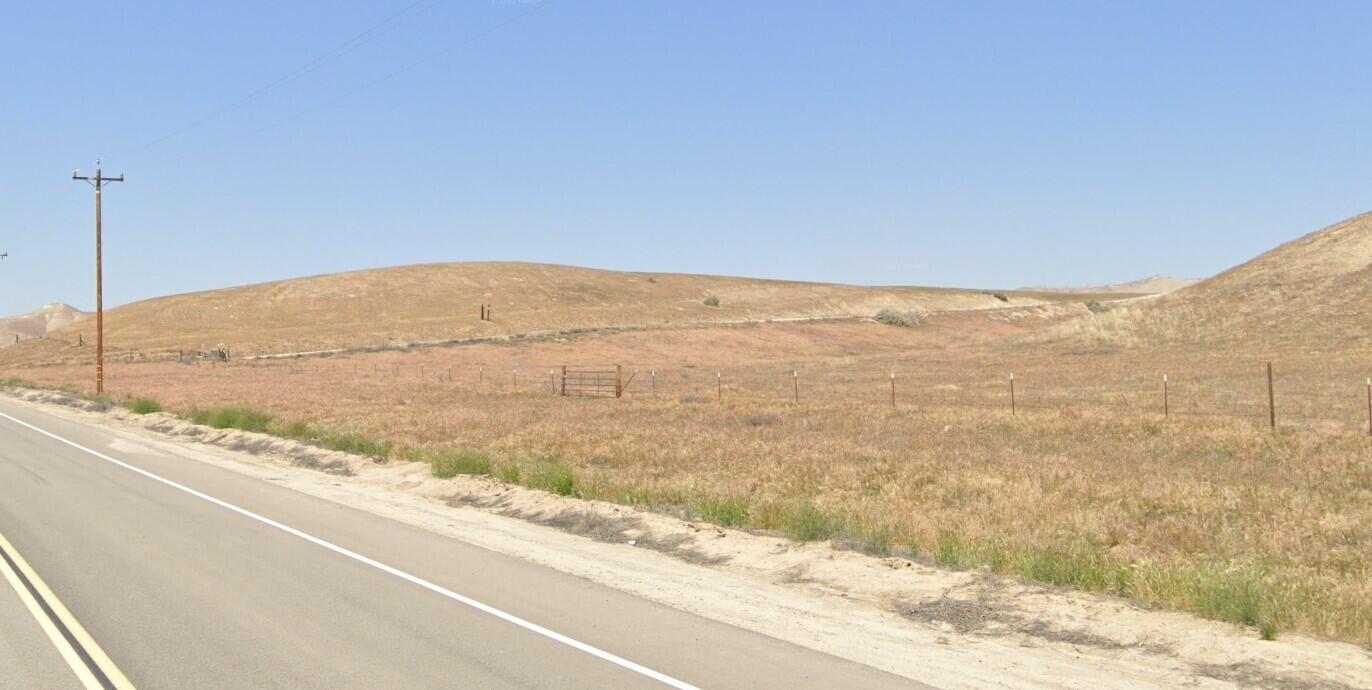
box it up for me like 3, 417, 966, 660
2, 262, 1110, 363
7, 314, 1371, 646
1037, 212, 1372, 349
6, 215, 1372, 644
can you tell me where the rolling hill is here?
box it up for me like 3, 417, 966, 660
1047, 211, 1372, 349
1023, 275, 1198, 295
2, 262, 1088, 362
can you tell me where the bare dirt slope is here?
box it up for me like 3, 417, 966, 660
1042, 211, 1372, 348
0, 304, 88, 348
12, 262, 1082, 361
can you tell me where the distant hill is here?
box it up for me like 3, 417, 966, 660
1024, 275, 1198, 295
1042, 212, 1372, 348
0, 304, 88, 348
2, 262, 1088, 362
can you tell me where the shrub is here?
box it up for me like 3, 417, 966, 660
993, 292, 1009, 302
742, 412, 781, 427
703, 295, 721, 307
875, 309, 921, 328
1085, 300, 1108, 314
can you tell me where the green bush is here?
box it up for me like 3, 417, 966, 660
703, 295, 721, 307
1085, 300, 1108, 314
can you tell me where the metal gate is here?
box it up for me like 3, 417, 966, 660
560, 365, 624, 398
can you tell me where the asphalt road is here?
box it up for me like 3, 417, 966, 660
0, 396, 928, 689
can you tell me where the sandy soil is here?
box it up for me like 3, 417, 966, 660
8, 387, 1369, 690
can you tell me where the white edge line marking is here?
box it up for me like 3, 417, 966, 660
0, 411, 700, 690
0, 531, 105, 689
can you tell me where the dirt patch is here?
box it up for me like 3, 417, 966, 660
449, 493, 728, 566
1192, 662, 1363, 690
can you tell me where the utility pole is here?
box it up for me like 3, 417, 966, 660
73, 161, 124, 395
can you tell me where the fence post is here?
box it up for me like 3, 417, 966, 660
717, 372, 722, 401
1365, 378, 1370, 437
793, 370, 799, 403
651, 370, 656, 397
561, 365, 567, 396
1009, 373, 1016, 416
1267, 362, 1275, 430
479, 366, 484, 384
513, 368, 518, 389
1163, 373, 1169, 418
890, 372, 896, 409
616, 364, 623, 398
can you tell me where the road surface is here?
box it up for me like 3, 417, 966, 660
0, 396, 926, 689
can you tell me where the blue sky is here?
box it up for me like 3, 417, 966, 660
1, 1, 1369, 315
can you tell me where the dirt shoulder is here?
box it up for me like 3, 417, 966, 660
6, 387, 1369, 690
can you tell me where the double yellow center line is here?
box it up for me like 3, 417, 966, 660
0, 528, 135, 690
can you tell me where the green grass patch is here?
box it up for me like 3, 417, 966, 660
1012, 547, 1132, 593
1186, 566, 1280, 636
691, 496, 750, 528
188, 406, 273, 433
125, 397, 163, 415
1, 377, 34, 388
778, 501, 839, 542
275, 421, 391, 457
527, 457, 579, 497
495, 464, 522, 484
426, 449, 493, 478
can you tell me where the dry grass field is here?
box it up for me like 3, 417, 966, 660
1, 262, 1109, 363
3, 214, 1371, 648
6, 311, 1371, 647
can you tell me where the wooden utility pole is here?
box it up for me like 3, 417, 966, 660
73, 162, 124, 395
